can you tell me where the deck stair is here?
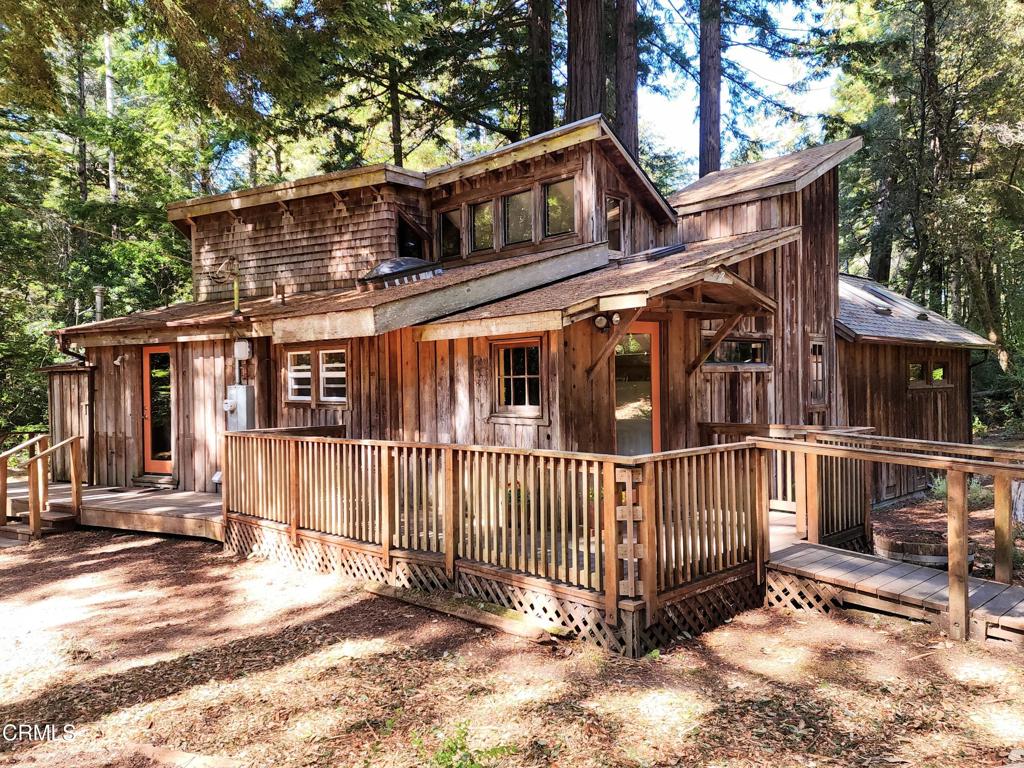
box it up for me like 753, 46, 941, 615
2, 499, 77, 542
767, 542, 1024, 645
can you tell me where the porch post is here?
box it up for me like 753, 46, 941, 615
754, 447, 770, 584
443, 447, 456, 579
639, 459, 658, 627
602, 460, 619, 626
946, 469, 969, 641
805, 434, 820, 544
70, 436, 84, 521
288, 440, 299, 545
380, 445, 393, 569
994, 473, 1012, 585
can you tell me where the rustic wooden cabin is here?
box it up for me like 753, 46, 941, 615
835, 274, 993, 500
32, 118, 1023, 657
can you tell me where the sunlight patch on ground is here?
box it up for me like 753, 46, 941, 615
943, 656, 1019, 687
701, 627, 815, 682
969, 704, 1024, 743
85, 536, 164, 555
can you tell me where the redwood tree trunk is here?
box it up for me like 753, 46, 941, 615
698, 0, 722, 177
527, 0, 555, 136
614, 0, 638, 156
388, 61, 403, 166
565, 0, 604, 123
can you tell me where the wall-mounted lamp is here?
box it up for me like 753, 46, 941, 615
113, 354, 124, 367
593, 312, 622, 332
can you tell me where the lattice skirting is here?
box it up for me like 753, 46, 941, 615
633, 570, 763, 656
226, 516, 762, 657
765, 569, 844, 614
823, 528, 871, 554
225, 516, 391, 583
455, 569, 624, 653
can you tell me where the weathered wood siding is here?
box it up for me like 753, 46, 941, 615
837, 339, 972, 500
85, 340, 271, 491
192, 185, 429, 301
677, 169, 840, 429
46, 365, 92, 482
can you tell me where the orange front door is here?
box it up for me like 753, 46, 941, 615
142, 346, 173, 475
613, 321, 662, 455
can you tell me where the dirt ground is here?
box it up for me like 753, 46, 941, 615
872, 483, 1024, 582
2, 531, 1023, 768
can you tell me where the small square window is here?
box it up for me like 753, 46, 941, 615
909, 362, 926, 385
606, 196, 622, 251
319, 349, 348, 403
493, 340, 543, 417
544, 178, 575, 237
286, 351, 312, 401
932, 363, 947, 384
504, 190, 533, 245
706, 338, 771, 365
471, 201, 493, 251
440, 209, 462, 260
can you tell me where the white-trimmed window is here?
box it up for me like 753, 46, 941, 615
492, 338, 543, 418
319, 349, 348, 403
286, 351, 312, 401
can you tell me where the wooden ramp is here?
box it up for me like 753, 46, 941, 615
767, 543, 1024, 645
5, 481, 223, 542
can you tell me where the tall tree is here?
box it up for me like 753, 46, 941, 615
527, 0, 555, 136
565, 0, 603, 122
614, 0, 639, 155
698, 0, 722, 176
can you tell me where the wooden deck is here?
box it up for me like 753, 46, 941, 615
5, 480, 223, 542
768, 542, 1024, 645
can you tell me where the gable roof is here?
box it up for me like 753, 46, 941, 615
167, 116, 676, 225
837, 275, 992, 349
416, 227, 799, 341
669, 137, 863, 215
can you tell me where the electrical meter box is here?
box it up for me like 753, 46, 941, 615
225, 384, 256, 431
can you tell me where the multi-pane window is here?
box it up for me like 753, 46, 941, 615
909, 361, 950, 388
440, 209, 462, 259
544, 179, 575, 236
706, 338, 771, 365
286, 352, 312, 401
606, 196, 622, 251
319, 349, 348, 403
504, 190, 533, 245
908, 362, 926, 385
493, 340, 542, 416
471, 201, 494, 251
809, 339, 826, 405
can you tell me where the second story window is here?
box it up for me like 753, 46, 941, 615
286, 351, 312, 402
397, 216, 424, 260
504, 190, 533, 245
440, 209, 462, 260
544, 178, 575, 236
606, 196, 622, 251
471, 201, 494, 251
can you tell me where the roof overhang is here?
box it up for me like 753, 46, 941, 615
415, 227, 795, 342
672, 137, 863, 216
835, 320, 995, 350
269, 242, 610, 345
167, 164, 426, 225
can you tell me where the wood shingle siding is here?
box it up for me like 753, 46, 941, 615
192, 185, 430, 301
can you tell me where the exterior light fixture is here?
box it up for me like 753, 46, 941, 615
594, 315, 609, 330
611, 312, 621, 326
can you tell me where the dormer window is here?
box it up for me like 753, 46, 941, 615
606, 196, 622, 251
471, 201, 494, 251
544, 179, 575, 237
504, 190, 533, 245
440, 209, 462, 260
397, 216, 425, 261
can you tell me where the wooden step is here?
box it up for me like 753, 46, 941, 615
132, 475, 176, 490
0, 521, 71, 541
12, 509, 77, 529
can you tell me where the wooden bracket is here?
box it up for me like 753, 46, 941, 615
686, 313, 745, 374
586, 309, 640, 379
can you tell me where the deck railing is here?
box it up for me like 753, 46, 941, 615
223, 432, 768, 621
0, 435, 84, 537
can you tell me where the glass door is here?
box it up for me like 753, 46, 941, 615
614, 321, 662, 455
143, 346, 173, 475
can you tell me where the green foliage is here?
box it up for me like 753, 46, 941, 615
416, 723, 515, 768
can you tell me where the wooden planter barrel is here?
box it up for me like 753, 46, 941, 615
874, 532, 976, 570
